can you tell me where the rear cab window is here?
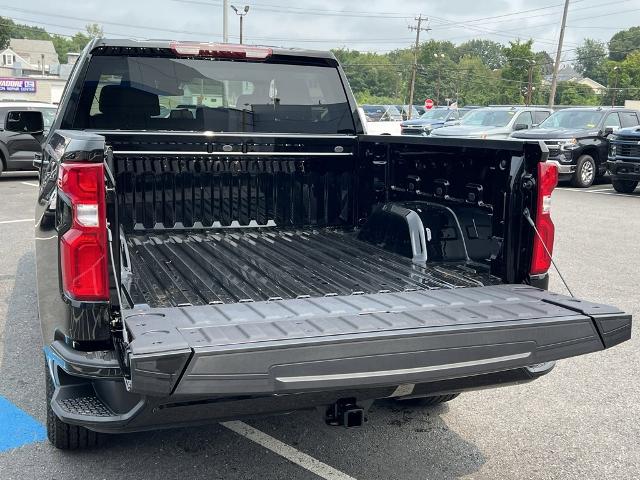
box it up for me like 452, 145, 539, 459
604, 112, 621, 128
619, 111, 640, 128
514, 111, 533, 128
73, 53, 356, 134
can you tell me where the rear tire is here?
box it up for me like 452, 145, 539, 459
612, 179, 638, 193
395, 393, 460, 407
571, 155, 596, 188
45, 364, 103, 450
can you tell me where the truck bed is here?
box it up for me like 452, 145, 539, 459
123, 228, 498, 308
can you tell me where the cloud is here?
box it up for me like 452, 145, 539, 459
2, 0, 635, 57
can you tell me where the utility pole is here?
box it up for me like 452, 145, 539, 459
526, 60, 535, 106
223, 0, 229, 43
407, 15, 430, 119
548, 0, 570, 108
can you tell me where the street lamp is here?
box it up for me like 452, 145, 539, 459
526, 60, 536, 106
434, 53, 445, 106
231, 5, 250, 44
612, 66, 620, 107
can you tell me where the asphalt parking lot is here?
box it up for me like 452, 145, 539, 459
0, 172, 638, 480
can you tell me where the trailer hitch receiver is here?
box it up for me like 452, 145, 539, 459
326, 398, 365, 428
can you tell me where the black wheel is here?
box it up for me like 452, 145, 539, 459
612, 179, 638, 193
571, 154, 596, 188
395, 393, 460, 408
45, 364, 103, 450
0, 153, 4, 177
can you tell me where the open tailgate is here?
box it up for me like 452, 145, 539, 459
124, 285, 631, 397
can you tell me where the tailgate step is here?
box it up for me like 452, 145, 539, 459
123, 285, 631, 397
51, 381, 145, 428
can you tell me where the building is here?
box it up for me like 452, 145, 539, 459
0, 39, 73, 104
0, 38, 59, 75
543, 64, 607, 95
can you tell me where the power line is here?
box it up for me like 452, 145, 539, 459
0, 5, 223, 37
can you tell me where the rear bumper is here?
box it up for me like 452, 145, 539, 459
607, 159, 640, 181
48, 360, 555, 434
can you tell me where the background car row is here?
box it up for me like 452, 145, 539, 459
362, 103, 640, 191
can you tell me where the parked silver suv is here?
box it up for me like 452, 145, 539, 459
431, 106, 552, 139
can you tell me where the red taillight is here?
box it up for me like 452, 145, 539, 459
170, 41, 272, 60
530, 162, 559, 275
58, 163, 109, 301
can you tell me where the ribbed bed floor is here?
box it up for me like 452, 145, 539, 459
124, 229, 498, 308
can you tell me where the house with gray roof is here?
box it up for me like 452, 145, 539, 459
0, 38, 60, 76
543, 64, 606, 95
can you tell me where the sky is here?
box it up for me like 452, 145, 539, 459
2, 0, 640, 58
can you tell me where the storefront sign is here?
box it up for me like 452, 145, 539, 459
0, 78, 37, 93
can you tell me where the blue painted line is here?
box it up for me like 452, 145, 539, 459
0, 396, 46, 452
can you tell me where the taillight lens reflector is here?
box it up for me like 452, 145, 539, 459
58, 163, 109, 301
530, 162, 559, 275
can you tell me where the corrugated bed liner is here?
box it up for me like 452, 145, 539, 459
124, 228, 499, 308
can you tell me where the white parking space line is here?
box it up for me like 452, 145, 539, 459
556, 187, 613, 192
0, 218, 32, 225
20, 181, 39, 187
556, 187, 639, 198
222, 421, 357, 480
587, 191, 640, 198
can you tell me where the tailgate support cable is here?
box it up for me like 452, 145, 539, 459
523, 208, 574, 297
104, 156, 133, 390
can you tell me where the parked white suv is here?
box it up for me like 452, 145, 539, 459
431, 106, 552, 139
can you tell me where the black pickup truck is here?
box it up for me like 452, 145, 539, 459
512, 107, 640, 188
607, 126, 640, 193
25, 39, 631, 450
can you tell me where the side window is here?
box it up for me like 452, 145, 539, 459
604, 113, 621, 128
450, 110, 460, 121
515, 111, 533, 128
534, 111, 550, 125
620, 112, 639, 128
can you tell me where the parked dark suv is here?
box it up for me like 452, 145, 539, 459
512, 107, 640, 188
607, 126, 640, 193
0, 101, 57, 176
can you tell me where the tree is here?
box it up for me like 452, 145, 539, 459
534, 51, 554, 76
456, 56, 500, 105
602, 51, 640, 104
0, 16, 15, 49
609, 26, 640, 61
500, 39, 540, 104
455, 39, 506, 69
333, 49, 402, 103
576, 39, 608, 84
555, 81, 599, 105
85, 23, 103, 38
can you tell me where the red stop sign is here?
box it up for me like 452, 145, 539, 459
424, 98, 434, 109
